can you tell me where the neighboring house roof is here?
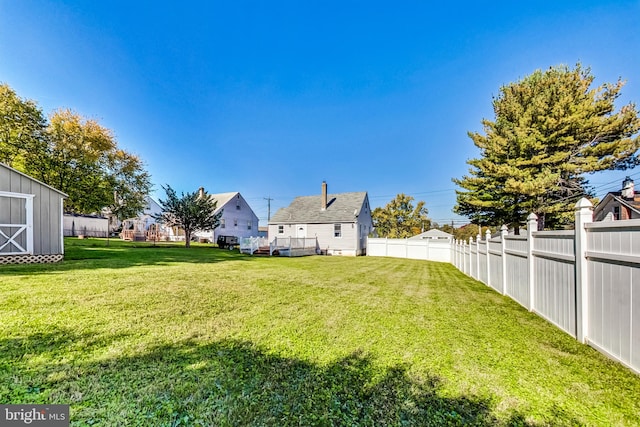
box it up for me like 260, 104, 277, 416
0, 162, 68, 197
209, 192, 240, 213
593, 192, 640, 218
410, 229, 453, 239
270, 192, 368, 224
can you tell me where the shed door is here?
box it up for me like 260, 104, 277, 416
296, 224, 307, 238
0, 191, 34, 255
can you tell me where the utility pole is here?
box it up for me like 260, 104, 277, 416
264, 196, 273, 221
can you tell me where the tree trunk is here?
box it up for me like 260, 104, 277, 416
537, 213, 545, 231
185, 230, 191, 248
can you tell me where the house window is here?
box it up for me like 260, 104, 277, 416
278, 225, 284, 234
247, 221, 252, 230
234, 219, 238, 227
334, 223, 342, 238
220, 219, 226, 229
613, 206, 620, 220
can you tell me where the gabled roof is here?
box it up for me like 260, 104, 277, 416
270, 192, 368, 224
593, 192, 640, 217
409, 229, 453, 239
0, 162, 68, 197
208, 192, 240, 213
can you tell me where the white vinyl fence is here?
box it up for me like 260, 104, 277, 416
367, 237, 452, 262
369, 198, 640, 374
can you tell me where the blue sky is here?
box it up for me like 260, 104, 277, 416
1, 1, 639, 226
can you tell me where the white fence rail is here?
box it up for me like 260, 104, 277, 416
369, 198, 640, 374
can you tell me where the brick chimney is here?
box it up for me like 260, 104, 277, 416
622, 177, 634, 199
321, 181, 327, 210
198, 187, 205, 199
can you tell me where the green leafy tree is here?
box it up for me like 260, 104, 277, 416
1, 84, 152, 215
154, 185, 222, 248
46, 109, 116, 212
107, 149, 152, 221
454, 64, 640, 231
372, 193, 430, 238
0, 83, 49, 174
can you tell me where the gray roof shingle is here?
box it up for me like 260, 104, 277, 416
270, 192, 367, 224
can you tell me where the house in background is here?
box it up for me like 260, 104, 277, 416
268, 181, 373, 256
593, 177, 640, 221
194, 190, 259, 242
410, 229, 453, 241
0, 162, 67, 264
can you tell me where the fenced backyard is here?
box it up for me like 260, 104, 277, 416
2, 238, 639, 425
368, 198, 640, 375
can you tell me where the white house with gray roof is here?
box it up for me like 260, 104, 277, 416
268, 182, 373, 256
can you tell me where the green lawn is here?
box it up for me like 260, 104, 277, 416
1, 238, 639, 426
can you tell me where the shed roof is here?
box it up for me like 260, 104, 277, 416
0, 162, 67, 197
270, 192, 368, 224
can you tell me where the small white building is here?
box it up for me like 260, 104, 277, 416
409, 229, 453, 241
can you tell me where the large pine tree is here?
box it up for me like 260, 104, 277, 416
454, 64, 640, 231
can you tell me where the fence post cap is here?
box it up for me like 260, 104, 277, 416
575, 197, 593, 210
527, 213, 538, 221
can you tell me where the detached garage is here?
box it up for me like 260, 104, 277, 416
0, 162, 67, 264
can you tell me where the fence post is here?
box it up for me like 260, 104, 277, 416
527, 213, 538, 312
465, 239, 469, 275
476, 233, 481, 281
461, 239, 466, 274
469, 237, 477, 279
500, 224, 508, 295
575, 198, 593, 343
485, 228, 492, 287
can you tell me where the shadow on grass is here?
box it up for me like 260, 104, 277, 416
0, 330, 561, 426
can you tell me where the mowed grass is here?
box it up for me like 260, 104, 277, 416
1, 239, 639, 426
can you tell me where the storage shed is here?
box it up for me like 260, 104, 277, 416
0, 162, 67, 264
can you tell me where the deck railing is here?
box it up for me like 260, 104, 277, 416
270, 237, 318, 256
240, 237, 269, 254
